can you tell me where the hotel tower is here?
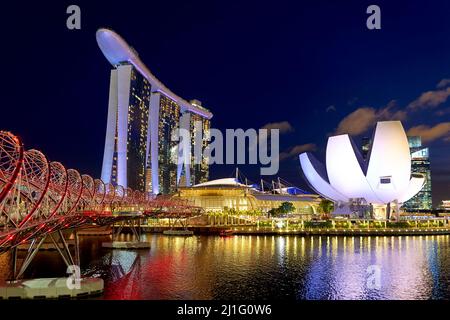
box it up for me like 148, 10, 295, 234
97, 28, 212, 194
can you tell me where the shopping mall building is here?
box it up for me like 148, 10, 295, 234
175, 178, 321, 220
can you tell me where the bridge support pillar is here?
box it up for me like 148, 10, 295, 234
11, 247, 18, 280
102, 216, 150, 250
9, 230, 79, 281
75, 231, 80, 267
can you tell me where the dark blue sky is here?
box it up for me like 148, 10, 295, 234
0, 0, 449, 205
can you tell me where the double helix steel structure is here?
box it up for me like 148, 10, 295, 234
0, 131, 203, 255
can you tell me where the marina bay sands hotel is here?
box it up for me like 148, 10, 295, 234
96, 28, 212, 194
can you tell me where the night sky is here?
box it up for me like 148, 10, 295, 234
0, 0, 449, 206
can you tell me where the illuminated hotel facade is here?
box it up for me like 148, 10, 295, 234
97, 28, 212, 194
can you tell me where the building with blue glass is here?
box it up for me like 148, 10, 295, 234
403, 136, 432, 211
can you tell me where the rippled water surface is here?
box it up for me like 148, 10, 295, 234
2, 234, 450, 300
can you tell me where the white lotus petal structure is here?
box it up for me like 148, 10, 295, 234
299, 121, 425, 219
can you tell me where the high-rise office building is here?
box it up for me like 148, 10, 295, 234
403, 136, 432, 211
361, 137, 371, 160
97, 28, 213, 194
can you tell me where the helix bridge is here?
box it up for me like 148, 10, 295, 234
0, 131, 202, 280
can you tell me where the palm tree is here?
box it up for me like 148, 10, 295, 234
279, 202, 295, 215
318, 199, 334, 219
268, 208, 281, 218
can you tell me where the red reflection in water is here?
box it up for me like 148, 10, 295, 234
104, 250, 188, 300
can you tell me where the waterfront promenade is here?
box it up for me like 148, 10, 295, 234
126, 216, 450, 236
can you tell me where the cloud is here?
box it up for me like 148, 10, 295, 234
335, 100, 406, 136
407, 87, 450, 110
335, 107, 377, 135
407, 122, 450, 143
437, 78, 450, 89
377, 100, 408, 121
326, 105, 336, 112
280, 143, 317, 161
436, 107, 450, 116
261, 121, 294, 134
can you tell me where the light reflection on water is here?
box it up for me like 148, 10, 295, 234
1, 234, 450, 300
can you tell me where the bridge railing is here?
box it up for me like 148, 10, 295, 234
0, 131, 203, 250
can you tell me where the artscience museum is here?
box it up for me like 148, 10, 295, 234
299, 121, 425, 220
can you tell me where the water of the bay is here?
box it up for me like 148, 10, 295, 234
1, 234, 449, 300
